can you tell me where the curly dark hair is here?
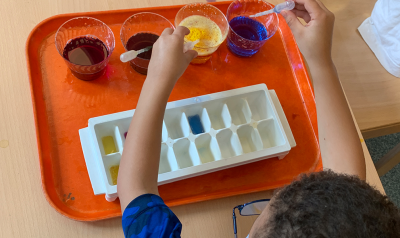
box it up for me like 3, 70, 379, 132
255, 170, 400, 238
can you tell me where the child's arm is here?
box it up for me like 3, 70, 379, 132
282, 0, 366, 179
117, 27, 197, 212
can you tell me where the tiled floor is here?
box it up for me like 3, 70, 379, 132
365, 133, 400, 207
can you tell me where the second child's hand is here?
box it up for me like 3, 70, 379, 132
282, 0, 366, 179
282, 0, 334, 65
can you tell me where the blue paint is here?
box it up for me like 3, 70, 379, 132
188, 115, 205, 135
230, 16, 268, 41
227, 16, 269, 57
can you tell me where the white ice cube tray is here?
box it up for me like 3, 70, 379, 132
79, 84, 296, 202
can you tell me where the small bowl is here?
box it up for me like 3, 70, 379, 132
175, 3, 229, 64
120, 12, 175, 75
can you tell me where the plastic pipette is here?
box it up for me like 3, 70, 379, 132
120, 46, 152, 63
120, 40, 199, 63
250, 0, 295, 18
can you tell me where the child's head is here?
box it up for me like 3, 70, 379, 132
249, 170, 400, 237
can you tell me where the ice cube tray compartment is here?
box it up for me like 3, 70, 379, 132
246, 91, 274, 121
216, 129, 243, 159
237, 125, 263, 153
195, 134, 222, 164
205, 102, 232, 130
162, 121, 168, 143
173, 139, 201, 169
257, 119, 285, 148
164, 109, 190, 139
82, 85, 295, 201
159, 144, 179, 174
226, 98, 252, 125
95, 124, 122, 156
186, 107, 211, 135
102, 153, 121, 186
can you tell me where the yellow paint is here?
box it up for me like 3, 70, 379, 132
110, 165, 119, 185
179, 15, 223, 56
185, 27, 206, 42
360, 138, 364, 143
0, 140, 9, 148
102, 136, 117, 155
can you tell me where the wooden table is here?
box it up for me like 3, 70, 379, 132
0, 0, 388, 237
327, 0, 400, 139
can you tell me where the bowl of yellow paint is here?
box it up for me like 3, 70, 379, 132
175, 3, 229, 64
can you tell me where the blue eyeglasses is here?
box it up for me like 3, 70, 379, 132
232, 199, 270, 238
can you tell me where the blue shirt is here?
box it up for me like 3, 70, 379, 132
122, 194, 182, 238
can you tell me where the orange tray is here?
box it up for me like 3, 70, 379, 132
26, 1, 321, 221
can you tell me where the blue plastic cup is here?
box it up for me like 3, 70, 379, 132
226, 0, 279, 57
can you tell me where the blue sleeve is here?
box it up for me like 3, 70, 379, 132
122, 194, 182, 238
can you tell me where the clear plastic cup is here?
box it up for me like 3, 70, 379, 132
55, 17, 115, 81
175, 3, 229, 64
226, 0, 279, 57
120, 12, 174, 75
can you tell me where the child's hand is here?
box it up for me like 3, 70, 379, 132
147, 26, 198, 83
281, 0, 334, 65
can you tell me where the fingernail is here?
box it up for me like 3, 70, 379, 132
281, 10, 287, 17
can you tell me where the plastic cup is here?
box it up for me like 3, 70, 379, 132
120, 12, 174, 75
175, 3, 229, 64
55, 17, 115, 81
226, 0, 279, 57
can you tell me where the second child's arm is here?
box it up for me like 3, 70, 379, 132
117, 27, 197, 212
282, 0, 366, 179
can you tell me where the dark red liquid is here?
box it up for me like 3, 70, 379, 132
125, 33, 159, 75
62, 36, 109, 80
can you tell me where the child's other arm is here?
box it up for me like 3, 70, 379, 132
117, 27, 197, 212
282, 0, 366, 179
